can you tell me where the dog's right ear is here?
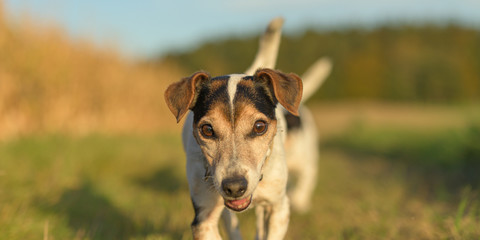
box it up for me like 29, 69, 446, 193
254, 68, 303, 116
164, 71, 210, 123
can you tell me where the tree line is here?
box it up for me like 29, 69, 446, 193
161, 24, 480, 103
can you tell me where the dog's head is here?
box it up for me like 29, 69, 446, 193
165, 68, 302, 211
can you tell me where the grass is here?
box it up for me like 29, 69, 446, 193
323, 121, 480, 239
325, 121, 480, 192
0, 133, 191, 239
0, 124, 479, 239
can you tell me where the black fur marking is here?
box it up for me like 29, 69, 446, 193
191, 75, 278, 125
253, 85, 277, 119
211, 75, 230, 81
192, 81, 230, 124
234, 77, 277, 120
284, 112, 302, 130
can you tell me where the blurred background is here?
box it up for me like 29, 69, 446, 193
0, 0, 479, 239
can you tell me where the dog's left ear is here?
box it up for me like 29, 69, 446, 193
254, 68, 303, 116
164, 71, 210, 123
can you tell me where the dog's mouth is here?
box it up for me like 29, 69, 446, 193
224, 195, 252, 212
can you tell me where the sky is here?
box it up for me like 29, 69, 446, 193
4, 0, 480, 59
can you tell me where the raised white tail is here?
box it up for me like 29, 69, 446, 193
300, 57, 332, 103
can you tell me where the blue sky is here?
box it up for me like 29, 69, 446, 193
4, 0, 480, 59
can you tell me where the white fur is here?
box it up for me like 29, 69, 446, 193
227, 74, 247, 110
284, 106, 318, 212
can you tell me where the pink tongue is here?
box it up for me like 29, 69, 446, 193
229, 197, 249, 206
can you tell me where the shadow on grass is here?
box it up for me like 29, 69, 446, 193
133, 164, 188, 194
324, 123, 480, 201
131, 164, 192, 239
41, 181, 138, 240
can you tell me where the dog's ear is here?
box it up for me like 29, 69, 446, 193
254, 68, 303, 116
164, 71, 210, 122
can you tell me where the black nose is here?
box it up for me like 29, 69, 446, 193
222, 177, 248, 198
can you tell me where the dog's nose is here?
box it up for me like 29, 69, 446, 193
222, 177, 248, 198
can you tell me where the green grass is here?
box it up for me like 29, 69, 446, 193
0, 128, 479, 239
0, 133, 191, 239
325, 121, 480, 192
324, 122, 480, 239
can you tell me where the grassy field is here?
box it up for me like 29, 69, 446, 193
1, 104, 479, 240
1, 3, 479, 239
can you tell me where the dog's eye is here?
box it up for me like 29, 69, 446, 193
201, 124, 214, 138
253, 120, 267, 135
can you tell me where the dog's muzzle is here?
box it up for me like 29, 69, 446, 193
221, 176, 252, 211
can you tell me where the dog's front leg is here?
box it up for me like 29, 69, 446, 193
221, 208, 242, 240
255, 205, 266, 240
264, 196, 290, 240
190, 193, 225, 240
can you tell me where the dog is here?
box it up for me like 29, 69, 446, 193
164, 18, 331, 240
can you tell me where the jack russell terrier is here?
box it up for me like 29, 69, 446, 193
164, 18, 331, 240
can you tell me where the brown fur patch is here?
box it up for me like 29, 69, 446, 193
164, 71, 210, 122
254, 69, 303, 116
